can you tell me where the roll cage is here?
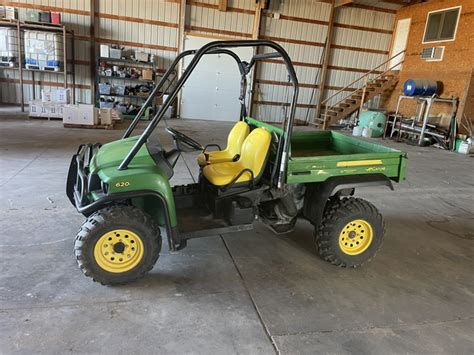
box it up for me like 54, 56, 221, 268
119, 40, 299, 188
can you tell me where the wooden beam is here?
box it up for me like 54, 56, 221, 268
218, 0, 228, 12
379, 0, 414, 5
252, 0, 265, 40
315, 0, 336, 124
335, 0, 353, 7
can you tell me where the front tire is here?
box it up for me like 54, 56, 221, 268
74, 205, 162, 285
315, 197, 384, 267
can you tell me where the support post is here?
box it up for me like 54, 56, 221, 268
16, 20, 24, 112
63, 26, 67, 90
176, 0, 187, 119
359, 76, 368, 116
315, 0, 336, 125
218, 0, 228, 12
90, 0, 96, 105
249, 0, 265, 117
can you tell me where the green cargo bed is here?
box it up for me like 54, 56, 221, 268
244, 117, 407, 185
287, 130, 407, 184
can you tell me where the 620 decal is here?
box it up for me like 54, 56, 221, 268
115, 181, 130, 188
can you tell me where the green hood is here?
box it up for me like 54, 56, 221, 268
90, 136, 156, 173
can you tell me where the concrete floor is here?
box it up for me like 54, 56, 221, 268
0, 107, 473, 354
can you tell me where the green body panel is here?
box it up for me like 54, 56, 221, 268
87, 118, 406, 229
89, 136, 177, 227
244, 117, 407, 185
288, 131, 407, 184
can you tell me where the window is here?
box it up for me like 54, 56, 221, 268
423, 6, 461, 43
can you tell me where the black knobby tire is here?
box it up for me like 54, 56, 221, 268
315, 197, 384, 268
74, 205, 162, 285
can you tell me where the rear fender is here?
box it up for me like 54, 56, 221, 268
303, 174, 393, 227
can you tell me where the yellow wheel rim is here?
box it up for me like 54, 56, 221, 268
339, 219, 373, 256
94, 229, 144, 273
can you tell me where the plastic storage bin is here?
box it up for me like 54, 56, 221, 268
0, 28, 19, 67
99, 83, 111, 95
51, 12, 61, 24
39, 11, 51, 23
24, 30, 63, 71
26, 9, 41, 22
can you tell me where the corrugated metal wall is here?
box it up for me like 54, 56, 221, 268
96, 0, 179, 71
1, 0, 396, 125
0, 0, 92, 104
253, 0, 395, 123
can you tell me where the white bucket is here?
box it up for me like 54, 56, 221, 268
352, 126, 363, 136
362, 127, 373, 138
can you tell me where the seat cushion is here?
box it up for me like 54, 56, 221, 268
202, 128, 272, 187
196, 150, 235, 167
196, 121, 250, 167
203, 162, 252, 186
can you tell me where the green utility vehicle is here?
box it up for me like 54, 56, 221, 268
67, 40, 407, 285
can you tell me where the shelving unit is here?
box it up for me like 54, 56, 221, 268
95, 56, 158, 116
0, 19, 76, 111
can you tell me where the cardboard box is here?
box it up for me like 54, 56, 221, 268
142, 69, 153, 81
48, 103, 60, 118
135, 51, 149, 62
100, 108, 113, 125
39, 103, 50, 117
57, 104, 64, 117
29, 100, 43, 117
41, 89, 54, 102
56, 88, 71, 104
77, 104, 98, 125
109, 47, 122, 59
99, 101, 114, 109
62, 105, 79, 124
100, 44, 109, 58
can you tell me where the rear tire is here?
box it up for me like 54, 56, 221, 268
74, 205, 162, 285
315, 197, 384, 267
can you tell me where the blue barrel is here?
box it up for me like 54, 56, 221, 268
403, 79, 438, 96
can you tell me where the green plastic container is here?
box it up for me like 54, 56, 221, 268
358, 111, 386, 137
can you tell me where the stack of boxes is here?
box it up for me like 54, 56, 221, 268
29, 89, 113, 127
62, 104, 99, 126
24, 30, 63, 71
29, 88, 70, 119
62, 106, 114, 126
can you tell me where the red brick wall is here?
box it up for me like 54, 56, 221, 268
382, 0, 474, 132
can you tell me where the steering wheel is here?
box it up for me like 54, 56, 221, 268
165, 127, 203, 151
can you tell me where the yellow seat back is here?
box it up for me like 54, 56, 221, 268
239, 128, 272, 179
226, 121, 250, 158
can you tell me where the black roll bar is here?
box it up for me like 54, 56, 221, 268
118, 40, 299, 189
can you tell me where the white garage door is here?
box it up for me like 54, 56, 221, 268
179, 35, 254, 121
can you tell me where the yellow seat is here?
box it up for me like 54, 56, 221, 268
197, 121, 250, 167
203, 128, 272, 187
